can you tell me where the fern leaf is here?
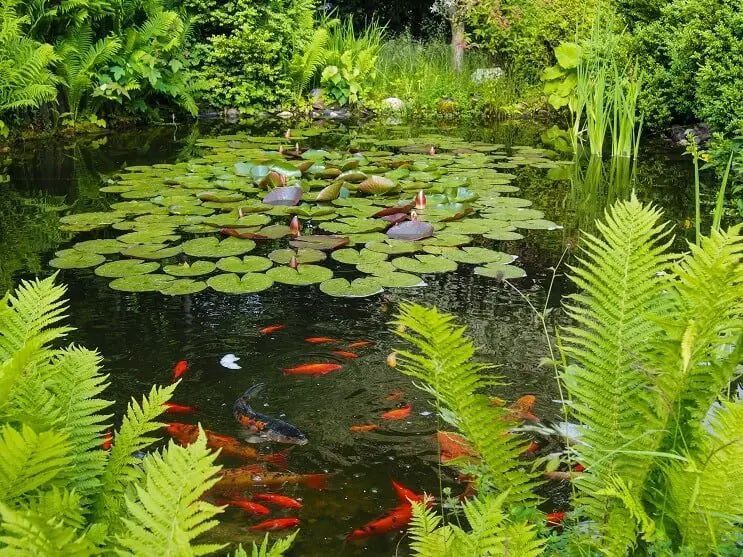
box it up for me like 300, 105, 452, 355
409, 500, 452, 557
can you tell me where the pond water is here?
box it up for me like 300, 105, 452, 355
1, 120, 701, 555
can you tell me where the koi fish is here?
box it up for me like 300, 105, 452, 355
216, 498, 270, 516
546, 511, 566, 527
172, 360, 189, 381
283, 363, 342, 375
347, 503, 413, 540
304, 337, 338, 344
574, 463, 585, 472
101, 429, 113, 450
331, 350, 358, 359
436, 431, 479, 464
260, 324, 287, 334
391, 480, 423, 503
214, 468, 328, 492
253, 493, 303, 509
385, 391, 403, 402
164, 423, 287, 465
233, 384, 307, 445
249, 517, 300, 531
381, 405, 411, 420
163, 402, 199, 414
521, 441, 540, 456
349, 424, 381, 432
348, 341, 373, 349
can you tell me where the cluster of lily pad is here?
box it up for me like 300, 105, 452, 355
51, 130, 562, 297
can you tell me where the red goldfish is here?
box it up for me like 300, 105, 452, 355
391, 480, 423, 503
304, 337, 338, 344
385, 391, 403, 401
260, 324, 287, 334
172, 360, 189, 381
216, 498, 270, 516
249, 517, 300, 531
347, 504, 413, 540
348, 341, 373, 348
436, 431, 479, 464
507, 395, 539, 422
163, 402, 198, 414
283, 363, 342, 375
101, 429, 113, 450
574, 463, 585, 472
546, 511, 566, 527
331, 350, 358, 359
253, 493, 303, 509
213, 468, 328, 492
521, 441, 540, 456
381, 405, 411, 420
349, 424, 381, 432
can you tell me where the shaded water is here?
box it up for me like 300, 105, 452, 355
1, 120, 699, 555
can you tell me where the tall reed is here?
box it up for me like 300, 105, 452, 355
610, 63, 643, 157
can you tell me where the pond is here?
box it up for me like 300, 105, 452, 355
1, 119, 699, 555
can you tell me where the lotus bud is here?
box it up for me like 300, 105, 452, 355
285, 128, 291, 140
294, 142, 300, 155
279, 144, 284, 154
415, 190, 426, 210
288, 255, 299, 269
410, 210, 418, 221
429, 145, 436, 156
289, 215, 301, 237
386, 352, 397, 368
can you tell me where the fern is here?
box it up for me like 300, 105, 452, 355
232, 531, 298, 557
393, 303, 538, 508
289, 26, 329, 93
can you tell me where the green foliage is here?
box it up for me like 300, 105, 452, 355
541, 42, 582, 110
232, 532, 298, 557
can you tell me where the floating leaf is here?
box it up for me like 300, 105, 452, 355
442, 219, 493, 235
266, 264, 333, 285
337, 171, 367, 183
391, 255, 458, 274
59, 211, 125, 231
319, 277, 383, 298
474, 264, 527, 279
421, 234, 472, 247
356, 260, 396, 275
216, 256, 273, 273
358, 175, 396, 195
73, 239, 126, 254
207, 272, 274, 293
117, 231, 181, 244
263, 186, 303, 206
375, 272, 426, 288
160, 279, 207, 296
514, 219, 562, 230
95, 260, 159, 278
320, 218, 387, 234
483, 230, 524, 241
440, 247, 516, 265
197, 190, 245, 203
109, 273, 175, 292
234, 162, 254, 176
49, 251, 106, 269
315, 181, 342, 201
366, 239, 422, 254
268, 248, 326, 265
121, 244, 182, 260
331, 248, 388, 265
289, 235, 349, 251
332, 197, 374, 207
182, 237, 256, 257
386, 220, 434, 241
203, 213, 271, 228
163, 261, 217, 277
110, 200, 161, 214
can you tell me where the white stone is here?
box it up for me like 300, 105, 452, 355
381, 97, 405, 111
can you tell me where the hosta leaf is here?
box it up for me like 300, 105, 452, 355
207, 272, 274, 293
319, 277, 384, 297
95, 260, 159, 278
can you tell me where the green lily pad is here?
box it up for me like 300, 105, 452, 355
514, 219, 562, 230
391, 255, 458, 274
160, 279, 207, 296
207, 272, 274, 294
442, 220, 493, 235
289, 235, 349, 251
50, 251, 106, 269
216, 256, 273, 273
356, 260, 396, 275
181, 237, 256, 258
440, 247, 516, 265
358, 175, 396, 195
421, 234, 472, 247
331, 248, 388, 265
95, 260, 159, 278
315, 181, 342, 202
375, 272, 427, 288
117, 231, 181, 244
203, 213, 272, 228
319, 277, 384, 298
487, 207, 544, 221
345, 232, 388, 246
474, 264, 527, 279
266, 264, 333, 285
483, 230, 525, 241
268, 248, 326, 265
320, 218, 387, 234
110, 200, 161, 214
366, 239, 422, 255
163, 260, 217, 277
121, 244, 182, 260
109, 274, 175, 292
168, 204, 214, 216
332, 197, 374, 207
59, 211, 125, 232
73, 239, 126, 254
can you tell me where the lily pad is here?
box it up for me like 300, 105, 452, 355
203, 213, 272, 228
319, 277, 383, 297
263, 186, 303, 206
375, 272, 427, 288
59, 211, 125, 232
73, 239, 126, 254
366, 239, 422, 255
197, 190, 245, 203
268, 248, 326, 265
110, 200, 161, 214
386, 220, 434, 241
207, 272, 274, 294
483, 230, 525, 241
95, 260, 159, 278
117, 231, 181, 244
315, 181, 342, 202
109, 274, 175, 292
331, 248, 388, 265
320, 218, 387, 234
358, 175, 396, 195
50, 251, 106, 269
421, 234, 472, 247
121, 244, 182, 260
514, 219, 562, 230
182, 237, 256, 258
391, 255, 458, 274
163, 260, 217, 277
440, 247, 516, 265
289, 235, 349, 251
474, 264, 527, 279
356, 260, 396, 275
266, 264, 333, 285
216, 256, 273, 273
160, 279, 207, 296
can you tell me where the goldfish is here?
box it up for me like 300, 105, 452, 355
331, 350, 358, 359
260, 324, 287, 334
283, 363, 342, 375
385, 391, 403, 401
164, 423, 287, 465
436, 431, 479, 464
213, 468, 328, 492
574, 463, 585, 472
348, 341, 373, 349
216, 498, 270, 516
253, 493, 303, 509
381, 405, 411, 420
521, 441, 540, 456
101, 429, 113, 450
163, 402, 199, 414
172, 360, 189, 381
386, 353, 397, 368
507, 395, 539, 422
233, 384, 307, 445
349, 424, 381, 432
304, 337, 338, 344
249, 517, 300, 531
391, 480, 423, 503
347, 503, 413, 540
546, 511, 566, 527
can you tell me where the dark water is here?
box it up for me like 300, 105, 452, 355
1, 120, 700, 555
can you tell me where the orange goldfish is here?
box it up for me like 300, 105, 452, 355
385, 391, 403, 401
253, 493, 303, 509
283, 363, 342, 375
436, 431, 479, 464
349, 424, 381, 432
304, 337, 338, 344
331, 350, 358, 359
391, 480, 423, 503
249, 517, 300, 531
260, 324, 287, 334
381, 405, 411, 420
348, 341, 373, 348
215, 498, 270, 516
347, 504, 413, 540
172, 360, 189, 381
546, 511, 566, 527
213, 467, 328, 492
507, 395, 539, 422
163, 402, 199, 414
101, 429, 113, 450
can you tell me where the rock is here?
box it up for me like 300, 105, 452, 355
320, 109, 350, 120
310, 88, 325, 109
276, 111, 293, 119
381, 97, 404, 111
471, 67, 504, 83
224, 108, 239, 123
670, 123, 711, 147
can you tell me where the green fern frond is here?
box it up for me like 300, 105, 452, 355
0, 424, 71, 504
289, 26, 329, 92
25, 487, 86, 532
114, 430, 224, 556
596, 475, 656, 542
234, 531, 298, 557
393, 303, 538, 508
409, 500, 452, 557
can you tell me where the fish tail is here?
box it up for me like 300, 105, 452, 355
233, 383, 265, 415
262, 448, 291, 468
306, 474, 328, 490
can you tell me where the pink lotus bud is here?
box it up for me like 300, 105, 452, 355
289, 255, 299, 269
289, 215, 301, 237
285, 128, 291, 140
415, 190, 426, 210
429, 145, 436, 156
410, 210, 418, 221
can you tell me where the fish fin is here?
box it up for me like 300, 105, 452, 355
233, 383, 265, 415
262, 448, 291, 469
306, 474, 328, 490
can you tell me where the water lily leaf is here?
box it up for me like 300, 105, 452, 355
216, 255, 273, 273
50, 251, 106, 269
160, 279, 207, 296
337, 171, 368, 183
375, 272, 426, 288
302, 149, 330, 160
182, 237, 256, 257
331, 248, 388, 265
121, 244, 182, 259
356, 260, 396, 275
385, 168, 410, 180
386, 220, 434, 241
391, 254, 458, 274
421, 234, 472, 247
486, 207, 545, 221
250, 165, 270, 180
372, 202, 414, 218
109, 273, 175, 292
319, 277, 383, 297
59, 211, 125, 231
95, 260, 159, 278
110, 200, 161, 214
234, 162, 254, 176
263, 186, 303, 206
514, 219, 562, 230
358, 175, 396, 195
474, 263, 527, 279
315, 181, 342, 201
163, 260, 217, 276
366, 239, 422, 254
332, 197, 374, 207
197, 190, 245, 203
286, 204, 336, 218
168, 204, 214, 216
208, 272, 274, 293
289, 235, 349, 250
440, 247, 516, 265
117, 231, 181, 244
266, 264, 333, 285
446, 187, 478, 203
203, 213, 271, 228
268, 248, 326, 264
73, 239, 126, 254
345, 232, 388, 245
483, 230, 524, 241
320, 218, 387, 234
442, 219, 493, 235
